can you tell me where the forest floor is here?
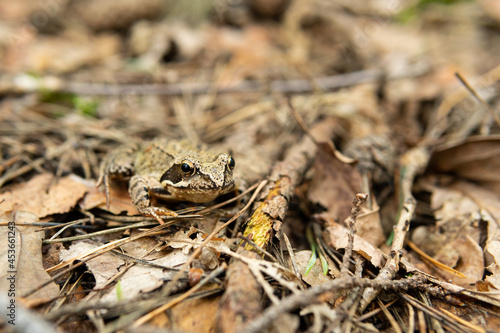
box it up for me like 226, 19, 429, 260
1, 0, 500, 332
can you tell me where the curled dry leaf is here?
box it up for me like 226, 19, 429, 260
485, 241, 500, 275
484, 241, 500, 294
0, 173, 88, 219
0, 211, 59, 302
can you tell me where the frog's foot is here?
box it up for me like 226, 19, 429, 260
139, 206, 178, 225
98, 141, 142, 210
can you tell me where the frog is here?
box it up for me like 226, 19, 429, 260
97, 139, 235, 224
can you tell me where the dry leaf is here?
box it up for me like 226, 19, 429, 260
59, 242, 190, 303
322, 222, 385, 268
0, 211, 59, 301
293, 250, 332, 287
169, 296, 220, 333
308, 142, 384, 246
429, 136, 500, 183
434, 236, 484, 287
411, 179, 499, 286
308, 143, 361, 221
0, 173, 88, 218
485, 241, 500, 275
81, 182, 138, 215
412, 182, 485, 257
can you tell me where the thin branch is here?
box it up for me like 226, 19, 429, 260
340, 193, 368, 277
1, 63, 429, 96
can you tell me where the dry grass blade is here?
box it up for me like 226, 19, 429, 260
399, 293, 480, 333
439, 308, 486, 333
407, 240, 467, 278
377, 298, 402, 333
0, 138, 77, 188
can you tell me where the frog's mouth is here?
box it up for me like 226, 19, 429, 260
164, 182, 234, 203
161, 177, 234, 203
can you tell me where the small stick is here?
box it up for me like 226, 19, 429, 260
340, 193, 368, 277
1, 65, 429, 96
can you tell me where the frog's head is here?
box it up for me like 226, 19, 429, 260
159, 152, 235, 203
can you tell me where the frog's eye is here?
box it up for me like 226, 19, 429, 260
227, 157, 235, 170
181, 160, 195, 175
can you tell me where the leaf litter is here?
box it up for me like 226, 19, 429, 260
1, 1, 500, 332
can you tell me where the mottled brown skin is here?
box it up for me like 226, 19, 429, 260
98, 139, 235, 224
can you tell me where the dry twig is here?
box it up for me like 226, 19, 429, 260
340, 193, 368, 277
0, 64, 428, 96
243, 118, 336, 250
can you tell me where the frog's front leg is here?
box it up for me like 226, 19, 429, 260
129, 175, 178, 224
97, 141, 142, 210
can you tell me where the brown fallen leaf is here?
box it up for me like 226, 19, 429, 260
429, 135, 500, 183
411, 181, 485, 257
308, 142, 362, 224
0, 211, 59, 302
412, 179, 494, 287
322, 221, 385, 268
434, 236, 483, 288
0, 173, 89, 218
308, 142, 385, 246
407, 240, 466, 279
485, 240, 500, 294
170, 295, 221, 333
293, 250, 333, 287
485, 241, 500, 275
80, 182, 138, 216
59, 242, 190, 303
